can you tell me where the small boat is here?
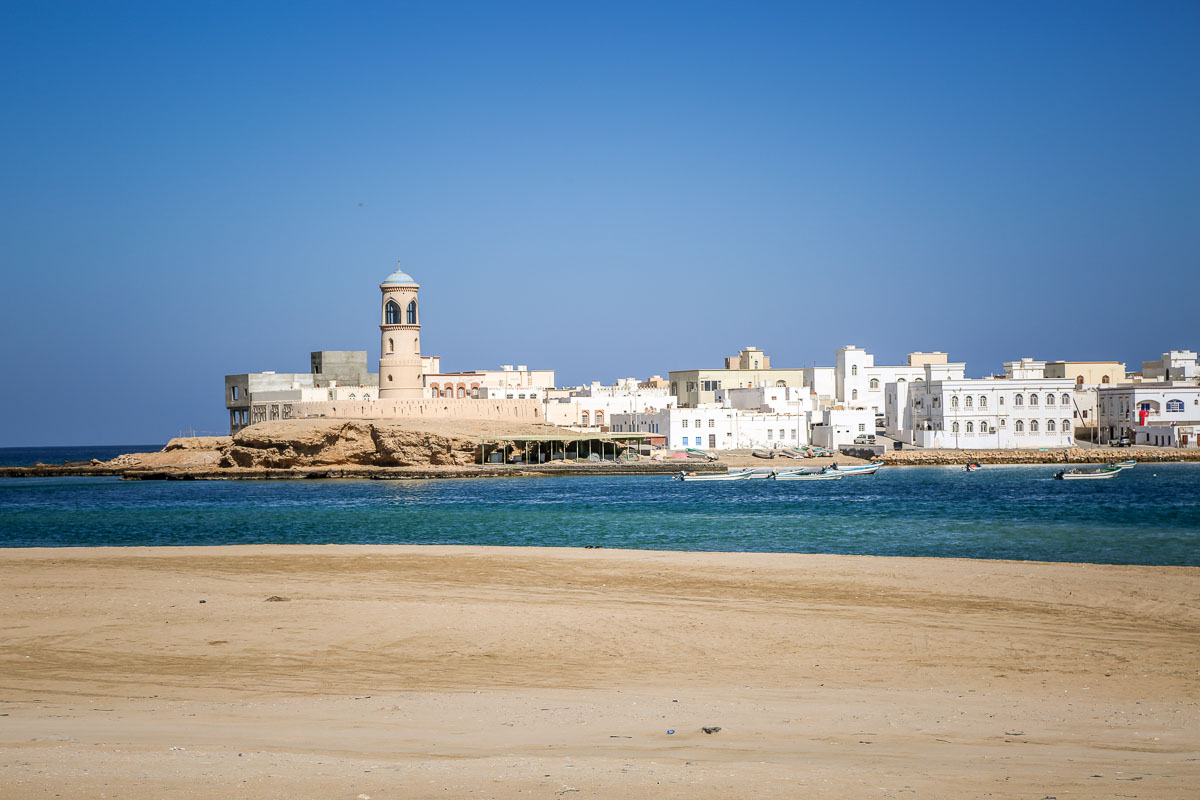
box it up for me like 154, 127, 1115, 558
676, 470, 752, 482
1113, 460, 1137, 469
728, 467, 780, 480
1054, 466, 1121, 480
964, 461, 982, 472
772, 471, 843, 481
829, 461, 883, 476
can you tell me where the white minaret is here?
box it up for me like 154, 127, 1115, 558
378, 263, 423, 399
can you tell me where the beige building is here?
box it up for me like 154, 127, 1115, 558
378, 264, 424, 399
670, 347, 807, 408
1044, 361, 1125, 386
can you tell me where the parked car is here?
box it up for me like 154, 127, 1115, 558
1112, 437, 1132, 447
854, 434, 877, 445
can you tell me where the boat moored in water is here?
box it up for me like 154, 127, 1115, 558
676, 470, 752, 482
1113, 460, 1137, 469
1054, 466, 1121, 480
772, 470, 843, 481
829, 461, 883, 476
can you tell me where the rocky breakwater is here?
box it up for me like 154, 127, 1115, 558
217, 419, 476, 469
881, 447, 1200, 466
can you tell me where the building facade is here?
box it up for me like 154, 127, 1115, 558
1097, 383, 1200, 447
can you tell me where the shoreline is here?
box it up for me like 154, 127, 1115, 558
2, 544, 1196, 798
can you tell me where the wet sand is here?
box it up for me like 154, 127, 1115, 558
1, 545, 1197, 798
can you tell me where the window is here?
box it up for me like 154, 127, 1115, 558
362, 394, 370, 402
952, 421, 960, 433
1047, 419, 1056, 432
1046, 393, 1055, 406
1030, 394, 1039, 406
858, 423, 865, 432
790, 429, 796, 438
670, 382, 678, 396
406, 300, 417, 325
1061, 393, 1070, 405
999, 418, 1006, 427
709, 434, 716, 448
1063, 418, 1071, 432
1101, 375, 1110, 384
898, 377, 906, 383
1015, 419, 1024, 432
979, 395, 987, 408
1014, 394, 1023, 406
776, 380, 786, 387
681, 419, 688, 428
471, 387, 479, 399
231, 386, 239, 401
964, 396, 973, 408
870, 378, 879, 389
1076, 375, 1085, 385
708, 418, 715, 427
951, 396, 959, 409
385, 300, 401, 324
779, 429, 784, 439
851, 365, 858, 376
980, 421, 989, 433
595, 411, 604, 425
767, 429, 773, 439
581, 412, 589, 425
1167, 399, 1185, 412
998, 396, 1004, 406
388, 338, 394, 353
852, 389, 858, 400
457, 387, 465, 398
966, 421, 974, 433
682, 436, 689, 446
1030, 420, 1039, 432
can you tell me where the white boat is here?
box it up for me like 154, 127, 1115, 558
728, 468, 780, 480
677, 470, 752, 482
830, 461, 883, 476
772, 471, 843, 481
1113, 460, 1137, 470
1054, 467, 1120, 480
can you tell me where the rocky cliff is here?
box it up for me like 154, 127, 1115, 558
218, 419, 479, 468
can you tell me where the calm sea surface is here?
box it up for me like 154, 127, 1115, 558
1, 460, 1198, 565
0, 444, 165, 467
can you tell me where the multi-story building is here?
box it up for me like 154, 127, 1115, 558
225, 351, 377, 433
669, 347, 809, 408
1141, 350, 1198, 382
611, 405, 809, 451
1097, 383, 1200, 447
424, 364, 555, 400
1043, 360, 1126, 437
544, 379, 673, 428
886, 363, 1076, 448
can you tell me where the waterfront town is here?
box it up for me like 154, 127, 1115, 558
225, 263, 1200, 455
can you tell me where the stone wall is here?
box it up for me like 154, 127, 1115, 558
880, 447, 1200, 465
293, 398, 544, 422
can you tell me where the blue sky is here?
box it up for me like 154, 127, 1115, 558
1, 1, 1197, 445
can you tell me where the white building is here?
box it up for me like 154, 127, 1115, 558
887, 363, 1076, 449
811, 408, 877, 449
1097, 383, 1200, 447
544, 379, 673, 428
611, 404, 808, 451
1141, 350, 1198, 382
424, 364, 555, 400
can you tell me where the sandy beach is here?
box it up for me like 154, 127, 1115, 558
1, 545, 1197, 798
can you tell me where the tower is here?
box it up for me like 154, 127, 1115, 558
378, 263, 424, 399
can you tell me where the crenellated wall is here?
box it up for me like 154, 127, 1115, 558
292, 398, 543, 422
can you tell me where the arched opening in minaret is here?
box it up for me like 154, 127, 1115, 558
388, 338, 394, 353
385, 300, 401, 324
406, 300, 417, 325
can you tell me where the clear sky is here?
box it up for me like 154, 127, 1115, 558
1, 1, 1197, 446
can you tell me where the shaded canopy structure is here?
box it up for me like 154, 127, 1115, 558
479, 433, 649, 465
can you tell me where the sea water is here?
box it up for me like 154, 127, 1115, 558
1, 461, 1197, 565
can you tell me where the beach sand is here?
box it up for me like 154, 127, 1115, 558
1, 545, 1196, 798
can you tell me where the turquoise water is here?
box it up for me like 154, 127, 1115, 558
1, 464, 1198, 565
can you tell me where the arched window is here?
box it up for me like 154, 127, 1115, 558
870, 378, 879, 389
952, 421, 960, 433
851, 365, 858, 376
457, 387, 465, 398
388, 338, 394, 353
413, 338, 420, 354
1014, 394, 1023, 406
595, 411, 604, 425
1061, 393, 1070, 405
385, 300, 401, 324
581, 412, 589, 426
1047, 419, 1056, 432
1062, 418, 1071, 432
1046, 393, 1055, 406
1029, 394, 1039, 406
670, 382, 678, 396
951, 396, 959, 408
980, 421, 989, 433
1167, 399, 1184, 412
979, 395, 987, 408
852, 389, 858, 400
406, 300, 417, 325
1015, 419, 1025, 432
965, 395, 973, 408
776, 380, 786, 387
898, 377, 906, 383
1101, 375, 1111, 384
965, 421, 974, 433
1030, 420, 1039, 432
362, 394, 370, 402
1076, 375, 1085, 385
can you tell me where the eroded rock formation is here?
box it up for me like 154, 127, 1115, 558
218, 420, 477, 468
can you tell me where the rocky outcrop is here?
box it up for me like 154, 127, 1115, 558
218, 420, 478, 468
164, 436, 231, 451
